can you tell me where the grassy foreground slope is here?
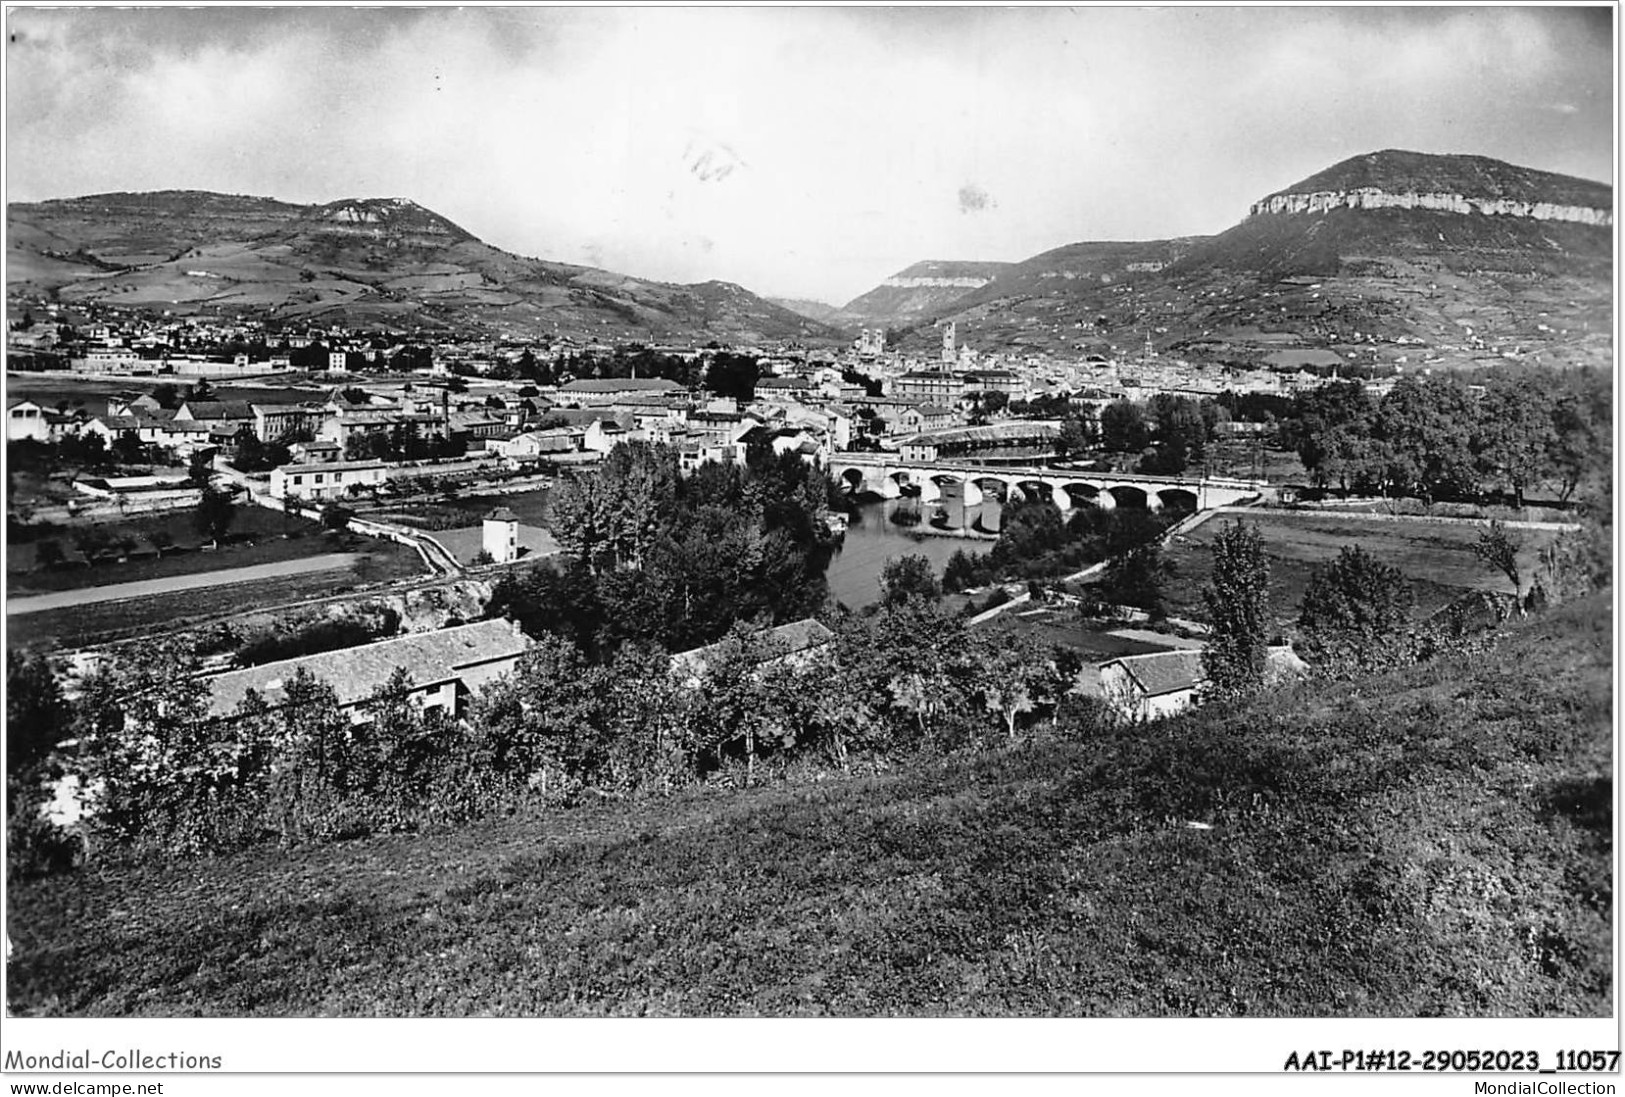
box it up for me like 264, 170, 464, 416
7, 595, 1611, 1017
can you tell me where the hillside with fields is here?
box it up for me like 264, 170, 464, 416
7, 592, 1610, 1017
6, 191, 848, 344
890, 150, 1611, 367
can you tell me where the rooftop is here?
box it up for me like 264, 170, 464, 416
204, 619, 529, 718
1111, 649, 1206, 698
669, 619, 836, 681
560, 378, 685, 393
431, 523, 560, 566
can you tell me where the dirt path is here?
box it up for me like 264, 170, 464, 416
6, 553, 363, 616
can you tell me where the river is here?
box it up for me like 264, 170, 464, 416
825, 493, 1001, 608
436, 486, 1000, 610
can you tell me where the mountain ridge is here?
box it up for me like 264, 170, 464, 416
7, 190, 848, 344
881, 149, 1611, 366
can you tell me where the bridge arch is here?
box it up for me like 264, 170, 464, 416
925, 473, 967, 506
1014, 479, 1057, 507
1057, 481, 1113, 510
1156, 487, 1199, 515
970, 476, 1011, 503
887, 470, 918, 499
838, 467, 867, 494
1107, 484, 1152, 509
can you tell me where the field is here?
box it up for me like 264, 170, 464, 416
4, 372, 326, 412
1159, 509, 1567, 626
9, 507, 347, 595
6, 538, 425, 651
991, 607, 1192, 658
6, 594, 1609, 1018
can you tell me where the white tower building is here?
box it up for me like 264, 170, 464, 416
482, 507, 520, 564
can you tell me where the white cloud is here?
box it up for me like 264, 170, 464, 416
6, 7, 1612, 303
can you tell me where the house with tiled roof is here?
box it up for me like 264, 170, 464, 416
558, 377, 685, 406
1076, 644, 1308, 722
174, 400, 257, 429
895, 403, 960, 433
204, 619, 530, 723
252, 402, 326, 443
268, 459, 388, 501
80, 413, 214, 450
669, 619, 836, 688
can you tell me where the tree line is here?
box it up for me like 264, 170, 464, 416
942, 497, 1180, 594
1279, 367, 1608, 506
6, 596, 1084, 872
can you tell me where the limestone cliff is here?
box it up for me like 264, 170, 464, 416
1250, 188, 1611, 227
838, 260, 1013, 325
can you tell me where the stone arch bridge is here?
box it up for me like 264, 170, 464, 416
830, 454, 1264, 512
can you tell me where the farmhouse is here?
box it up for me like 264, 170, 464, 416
1078, 644, 1309, 722
204, 619, 531, 723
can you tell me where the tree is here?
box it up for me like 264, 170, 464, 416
1374, 378, 1479, 500
872, 600, 983, 749
704, 352, 760, 402
880, 553, 942, 608
942, 548, 984, 593
1298, 545, 1414, 669
1289, 381, 1380, 494
1549, 382, 1609, 503
1299, 545, 1413, 638
1148, 393, 1205, 471
320, 503, 354, 531
1473, 374, 1554, 508
71, 639, 216, 852
262, 669, 358, 845
1473, 520, 1523, 602
474, 634, 601, 797
1201, 520, 1272, 700
150, 383, 182, 411
1100, 400, 1149, 454
61, 430, 109, 469
7, 650, 69, 794
110, 432, 148, 466
970, 628, 1055, 743
186, 450, 214, 487
195, 484, 236, 544
1102, 543, 1172, 617
548, 442, 677, 575
1055, 415, 1096, 459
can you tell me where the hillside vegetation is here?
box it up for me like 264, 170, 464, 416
7, 593, 1609, 1016
7, 191, 845, 343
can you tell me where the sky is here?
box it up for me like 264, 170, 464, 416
5, 5, 1615, 305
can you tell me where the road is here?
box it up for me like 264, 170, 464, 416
6, 553, 363, 616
